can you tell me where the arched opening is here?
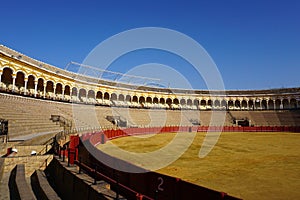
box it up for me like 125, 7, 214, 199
132, 96, 138, 103
268, 100, 274, 110
111, 93, 117, 101
119, 94, 125, 101
146, 97, 152, 103
46, 81, 54, 94
241, 100, 247, 109
27, 75, 35, 95
64, 85, 71, 96
71, 87, 78, 96
88, 90, 95, 98
248, 100, 254, 110
221, 100, 227, 108
254, 100, 260, 109
207, 100, 212, 107
159, 98, 165, 104
1, 67, 13, 88
173, 98, 179, 105
275, 99, 281, 109
125, 95, 131, 102
187, 99, 192, 106
228, 100, 234, 108
261, 100, 267, 110
290, 98, 297, 109
234, 100, 241, 109
104, 92, 110, 100
214, 100, 220, 107
37, 78, 44, 96
180, 99, 186, 105
96, 91, 102, 99
282, 99, 289, 109
166, 98, 172, 107
15, 71, 25, 92
56, 83, 63, 95
139, 96, 145, 104
200, 100, 206, 107
153, 97, 159, 104
79, 89, 86, 101
194, 99, 199, 107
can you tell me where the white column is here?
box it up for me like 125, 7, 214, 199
0, 72, 2, 83
24, 78, 28, 95
53, 86, 56, 99
43, 83, 46, 98
12, 75, 16, 92
62, 88, 65, 99
34, 81, 38, 97
280, 100, 283, 109
273, 100, 276, 110
86, 92, 88, 103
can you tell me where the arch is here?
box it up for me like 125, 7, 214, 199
132, 96, 138, 103
241, 100, 247, 109
153, 97, 159, 104
187, 99, 192, 106
71, 87, 78, 96
180, 99, 186, 105
234, 100, 241, 109
15, 71, 25, 91
37, 78, 44, 95
111, 93, 117, 101
56, 83, 63, 95
125, 95, 131, 102
200, 100, 206, 107
27, 75, 35, 94
275, 99, 281, 109
1, 67, 13, 86
207, 100, 212, 107
214, 99, 220, 107
194, 99, 199, 107
119, 94, 125, 101
139, 96, 145, 104
146, 96, 152, 103
261, 100, 267, 110
96, 91, 102, 99
1, 66, 15, 73
248, 100, 254, 110
159, 98, 165, 104
64, 85, 71, 96
254, 99, 260, 109
79, 88, 86, 100
46, 81, 54, 95
221, 99, 227, 108
268, 99, 274, 110
88, 90, 95, 98
290, 98, 297, 109
104, 92, 110, 100
173, 98, 179, 105
282, 99, 289, 109
228, 100, 234, 108
166, 98, 172, 106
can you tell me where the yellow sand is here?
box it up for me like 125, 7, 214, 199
97, 132, 300, 200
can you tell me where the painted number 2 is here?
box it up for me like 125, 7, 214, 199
157, 177, 164, 191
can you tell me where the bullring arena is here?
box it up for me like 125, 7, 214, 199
0, 44, 300, 199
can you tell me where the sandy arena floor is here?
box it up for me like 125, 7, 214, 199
97, 132, 300, 200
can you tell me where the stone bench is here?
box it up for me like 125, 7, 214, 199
31, 170, 61, 200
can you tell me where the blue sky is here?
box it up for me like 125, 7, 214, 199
0, 0, 299, 90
